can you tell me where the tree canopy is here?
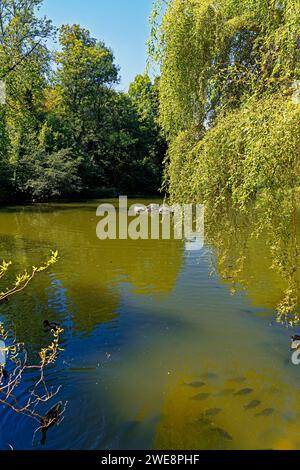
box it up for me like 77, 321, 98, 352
0, 1, 166, 202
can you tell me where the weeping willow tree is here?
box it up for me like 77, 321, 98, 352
150, 0, 300, 206
150, 0, 300, 323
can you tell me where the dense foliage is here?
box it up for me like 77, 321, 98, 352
0, 0, 166, 202
151, 0, 300, 207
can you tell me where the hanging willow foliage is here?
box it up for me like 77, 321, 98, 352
150, 0, 300, 207
166, 95, 300, 207
150, 0, 300, 323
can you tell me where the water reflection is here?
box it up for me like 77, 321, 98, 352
204, 191, 300, 324
0, 200, 184, 341
0, 196, 299, 450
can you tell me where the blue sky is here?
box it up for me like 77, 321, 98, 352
40, 0, 154, 91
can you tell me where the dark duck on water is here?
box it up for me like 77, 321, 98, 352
40, 402, 63, 445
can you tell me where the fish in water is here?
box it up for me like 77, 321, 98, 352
210, 427, 233, 441
186, 381, 206, 388
40, 402, 62, 445
203, 408, 222, 417
256, 408, 275, 417
234, 388, 254, 396
192, 393, 211, 401
244, 400, 261, 410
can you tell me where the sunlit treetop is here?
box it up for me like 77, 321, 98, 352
150, 0, 300, 137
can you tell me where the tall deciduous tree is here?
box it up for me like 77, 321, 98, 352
0, 9, 167, 201
0, 0, 54, 197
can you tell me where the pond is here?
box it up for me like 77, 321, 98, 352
0, 198, 299, 450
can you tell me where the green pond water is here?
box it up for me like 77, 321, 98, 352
0, 198, 299, 450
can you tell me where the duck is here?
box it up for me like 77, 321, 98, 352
40, 402, 62, 445
43, 320, 61, 333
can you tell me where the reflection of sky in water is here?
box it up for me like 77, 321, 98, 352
0, 200, 299, 450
